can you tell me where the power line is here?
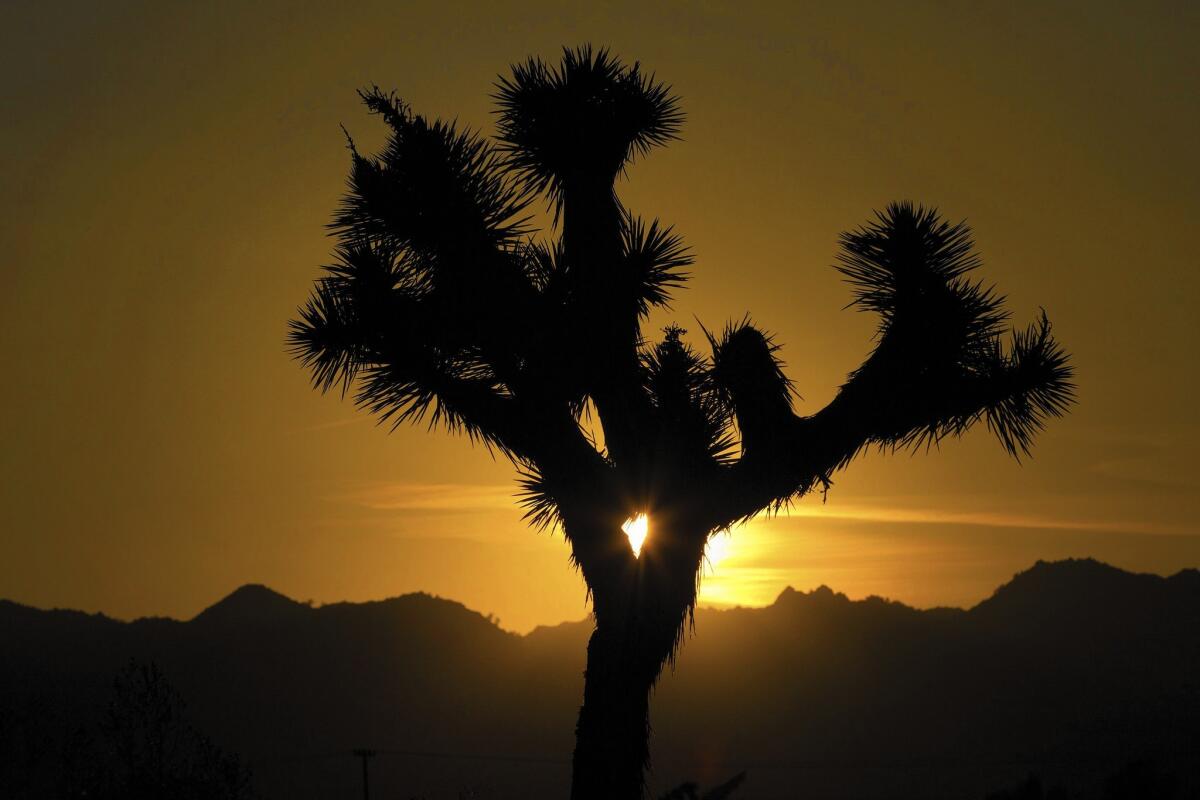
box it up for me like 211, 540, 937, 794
247, 746, 570, 768
246, 750, 353, 766
374, 747, 569, 765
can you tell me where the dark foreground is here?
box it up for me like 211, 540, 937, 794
2, 558, 1198, 799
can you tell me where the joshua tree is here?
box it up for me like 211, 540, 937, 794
289, 46, 1074, 800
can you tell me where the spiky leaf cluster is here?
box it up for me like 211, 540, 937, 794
983, 311, 1075, 458
495, 45, 683, 204
644, 326, 736, 466
289, 90, 538, 448
837, 202, 1008, 367
827, 202, 1075, 459
620, 212, 691, 316
706, 319, 795, 448
290, 49, 692, 470
338, 87, 532, 252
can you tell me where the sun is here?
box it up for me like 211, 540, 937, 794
704, 531, 732, 568
622, 514, 649, 557
621, 516, 732, 566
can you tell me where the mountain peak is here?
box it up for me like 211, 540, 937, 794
1028, 556, 1109, 573
191, 584, 309, 626
1001, 557, 1132, 591
971, 557, 1174, 622
772, 584, 848, 607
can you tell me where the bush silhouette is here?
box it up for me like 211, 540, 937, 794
61, 661, 253, 800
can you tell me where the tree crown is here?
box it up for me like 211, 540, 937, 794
290, 45, 1074, 545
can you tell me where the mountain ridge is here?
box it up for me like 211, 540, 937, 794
3, 558, 1197, 800
10, 556, 1194, 634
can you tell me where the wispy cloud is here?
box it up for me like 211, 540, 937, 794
333, 482, 519, 512
328, 481, 1194, 537
774, 501, 1193, 536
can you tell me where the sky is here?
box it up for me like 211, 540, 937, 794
2, 1, 1198, 633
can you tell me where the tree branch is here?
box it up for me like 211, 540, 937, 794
705, 204, 1075, 530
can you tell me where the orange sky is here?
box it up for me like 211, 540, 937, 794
2, 1, 1198, 632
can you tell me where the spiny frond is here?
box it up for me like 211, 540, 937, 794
292, 88, 562, 453
354, 344, 505, 442
862, 312, 1075, 459
827, 203, 1074, 459
517, 237, 573, 301
515, 466, 563, 533
837, 201, 1008, 358
494, 45, 683, 205
288, 278, 362, 396
289, 239, 420, 396
621, 211, 691, 315
336, 87, 533, 254
290, 236, 532, 454
706, 318, 795, 433
289, 238, 413, 394
984, 312, 1076, 459
644, 326, 736, 464
518, 238, 560, 293
335, 91, 545, 364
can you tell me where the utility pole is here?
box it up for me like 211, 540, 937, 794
352, 748, 376, 800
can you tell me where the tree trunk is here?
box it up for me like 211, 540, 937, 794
570, 621, 659, 799
569, 515, 708, 800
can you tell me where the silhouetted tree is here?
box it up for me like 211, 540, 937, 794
63, 661, 253, 800
290, 46, 1074, 800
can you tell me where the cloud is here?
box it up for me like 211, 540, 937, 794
328, 481, 1196, 538
332, 482, 519, 513
774, 501, 1193, 536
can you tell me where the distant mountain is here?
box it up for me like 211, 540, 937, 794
190, 583, 310, 627
2, 560, 1197, 799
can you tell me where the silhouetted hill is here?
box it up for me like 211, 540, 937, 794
190, 583, 309, 628
2, 561, 1197, 799
975, 558, 1200, 622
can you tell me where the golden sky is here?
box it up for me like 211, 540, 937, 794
2, 1, 1198, 632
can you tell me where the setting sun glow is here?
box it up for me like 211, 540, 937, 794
619, 516, 734, 567
704, 532, 732, 568
623, 514, 649, 557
